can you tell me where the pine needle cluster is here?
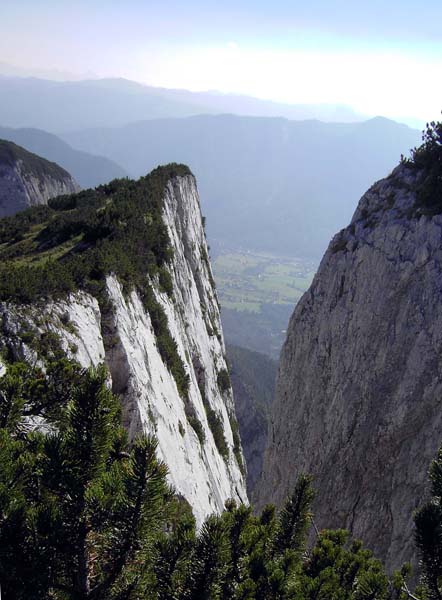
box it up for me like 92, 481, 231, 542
0, 360, 400, 599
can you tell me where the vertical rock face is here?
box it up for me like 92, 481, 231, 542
0, 139, 79, 217
0, 172, 247, 524
227, 344, 276, 495
259, 162, 442, 572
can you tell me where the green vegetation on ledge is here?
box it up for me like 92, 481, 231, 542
405, 119, 442, 215
0, 163, 192, 397
0, 163, 191, 302
205, 402, 229, 460
142, 285, 190, 398
217, 367, 231, 393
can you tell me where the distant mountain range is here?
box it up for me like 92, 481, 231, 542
143, 86, 365, 123
0, 74, 366, 133
0, 74, 423, 257
63, 114, 421, 258
0, 126, 126, 188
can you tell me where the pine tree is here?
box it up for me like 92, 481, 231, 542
409, 118, 442, 213
0, 361, 169, 599
273, 474, 315, 560
181, 514, 230, 599
249, 475, 315, 600
415, 448, 442, 600
297, 529, 390, 600
0, 359, 394, 600
220, 501, 256, 599
152, 496, 196, 600
0, 362, 51, 598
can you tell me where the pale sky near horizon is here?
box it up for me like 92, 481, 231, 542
1, 0, 442, 123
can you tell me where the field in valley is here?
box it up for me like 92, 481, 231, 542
212, 250, 317, 358
212, 251, 316, 312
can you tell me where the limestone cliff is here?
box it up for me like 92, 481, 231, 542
0, 167, 247, 524
0, 139, 79, 217
259, 159, 442, 572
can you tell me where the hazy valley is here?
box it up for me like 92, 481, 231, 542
0, 30, 442, 595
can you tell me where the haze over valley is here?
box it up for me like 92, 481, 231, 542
0, 74, 423, 355
2, 1, 442, 597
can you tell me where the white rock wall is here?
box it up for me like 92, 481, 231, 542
0, 174, 247, 524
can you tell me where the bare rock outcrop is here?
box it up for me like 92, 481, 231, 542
259, 162, 442, 572
0, 139, 79, 216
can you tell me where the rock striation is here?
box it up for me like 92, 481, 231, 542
259, 161, 442, 572
0, 171, 247, 525
0, 139, 79, 217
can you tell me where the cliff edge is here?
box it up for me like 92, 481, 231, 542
259, 139, 442, 572
0, 165, 247, 524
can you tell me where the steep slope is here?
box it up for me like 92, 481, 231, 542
0, 139, 79, 217
0, 126, 127, 188
64, 114, 421, 258
0, 165, 247, 524
227, 344, 276, 495
259, 136, 442, 571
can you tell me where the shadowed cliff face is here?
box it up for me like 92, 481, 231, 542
0, 139, 79, 217
227, 344, 277, 495
259, 161, 442, 572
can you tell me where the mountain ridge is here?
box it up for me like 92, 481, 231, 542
0, 125, 126, 188
63, 113, 421, 258
0, 73, 368, 133
0, 165, 247, 522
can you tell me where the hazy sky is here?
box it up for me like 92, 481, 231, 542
2, 0, 442, 122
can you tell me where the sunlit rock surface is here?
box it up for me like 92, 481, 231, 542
0, 174, 247, 524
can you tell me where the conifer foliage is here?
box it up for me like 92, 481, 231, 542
415, 448, 442, 600
406, 118, 442, 214
0, 360, 169, 599
0, 360, 393, 599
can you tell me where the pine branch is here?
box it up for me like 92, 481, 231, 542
401, 582, 422, 600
